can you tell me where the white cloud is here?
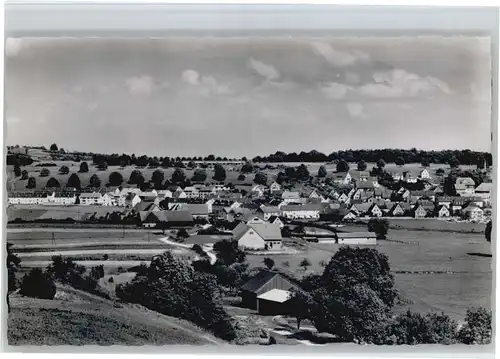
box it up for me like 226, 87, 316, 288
311, 41, 371, 67
247, 58, 280, 81
182, 69, 230, 96
321, 82, 351, 100
125, 76, 155, 96
345, 72, 361, 84
182, 69, 200, 85
5, 38, 24, 58
346, 102, 365, 118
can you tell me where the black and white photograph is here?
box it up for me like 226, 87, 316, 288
3, 7, 495, 349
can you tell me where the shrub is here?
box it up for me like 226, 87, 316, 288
108, 276, 114, 283
457, 308, 492, 344
20, 268, 56, 300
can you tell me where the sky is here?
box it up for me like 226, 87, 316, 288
4, 36, 492, 158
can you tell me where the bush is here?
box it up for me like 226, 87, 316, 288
116, 252, 236, 341
90, 265, 105, 280
108, 276, 114, 283
20, 268, 56, 300
457, 308, 492, 344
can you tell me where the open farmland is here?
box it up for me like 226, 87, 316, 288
245, 227, 492, 322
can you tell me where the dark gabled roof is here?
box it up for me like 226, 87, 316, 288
241, 270, 279, 293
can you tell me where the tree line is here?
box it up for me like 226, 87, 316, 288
252, 149, 492, 166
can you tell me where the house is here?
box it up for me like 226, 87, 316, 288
173, 187, 187, 199
367, 203, 383, 217
139, 210, 194, 227
8, 191, 50, 205
342, 210, 358, 222
462, 204, 484, 221
349, 202, 372, 217
183, 186, 200, 199
246, 216, 267, 225
251, 185, 266, 198
269, 181, 282, 193
257, 205, 282, 220
332, 172, 351, 185
179, 203, 211, 219
356, 181, 376, 191
156, 189, 173, 199
455, 177, 476, 197
436, 205, 450, 218
392, 172, 404, 181
338, 193, 350, 204
234, 222, 283, 250
419, 169, 431, 179
240, 270, 301, 309
336, 231, 377, 245
268, 215, 285, 229
280, 204, 323, 220
452, 198, 469, 214
412, 204, 427, 219
350, 170, 370, 182
475, 182, 493, 201
79, 192, 103, 205
46, 192, 77, 205
281, 191, 301, 203
387, 202, 405, 217
306, 189, 321, 199
328, 189, 340, 199
125, 193, 142, 208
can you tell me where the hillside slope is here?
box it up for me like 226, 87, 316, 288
7, 285, 221, 346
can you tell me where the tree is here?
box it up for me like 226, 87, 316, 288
151, 169, 165, 188
7, 242, 21, 312
253, 172, 268, 185
19, 268, 56, 300
357, 160, 367, 171
299, 258, 311, 271
296, 164, 310, 181
50, 143, 58, 151
237, 174, 246, 181
66, 173, 81, 189
177, 228, 189, 239
263, 257, 275, 270
485, 221, 492, 242
192, 169, 207, 182
128, 170, 145, 186
213, 164, 227, 182
171, 168, 186, 184
21, 170, 28, 180
59, 165, 69, 175
289, 289, 314, 330
241, 162, 253, 173
436, 168, 445, 176
367, 218, 389, 239
46, 177, 61, 188
448, 156, 460, 168
79, 161, 89, 173
421, 158, 431, 167
97, 161, 108, 171
318, 165, 327, 178
40, 168, 50, 177
395, 156, 405, 166
457, 308, 492, 344
108, 171, 124, 186
376, 159, 386, 169
213, 239, 246, 266
89, 174, 101, 188
336, 160, 350, 173
311, 283, 391, 343
26, 177, 36, 189
321, 247, 397, 307
300, 274, 323, 292
14, 164, 21, 177
385, 311, 458, 345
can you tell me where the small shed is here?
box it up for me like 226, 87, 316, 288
256, 289, 293, 316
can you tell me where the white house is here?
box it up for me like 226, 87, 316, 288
268, 215, 285, 229
8, 192, 50, 205
332, 172, 351, 185
183, 186, 200, 198
251, 185, 266, 198
280, 204, 323, 220
281, 191, 301, 203
437, 205, 450, 218
419, 169, 431, 180
125, 193, 142, 208
257, 205, 282, 220
338, 193, 350, 205
455, 177, 476, 197
45, 192, 77, 205
79, 192, 103, 205
234, 222, 283, 250
269, 182, 282, 193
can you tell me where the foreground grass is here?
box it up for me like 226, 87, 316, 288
7, 286, 220, 346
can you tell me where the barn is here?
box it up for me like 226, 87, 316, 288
240, 270, 300, 310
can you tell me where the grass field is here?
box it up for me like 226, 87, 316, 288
8, 285, 219, 345
6, 160, 477, 191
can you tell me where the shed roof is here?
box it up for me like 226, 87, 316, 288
257, 289, 292, 303
241, 271, 278, 293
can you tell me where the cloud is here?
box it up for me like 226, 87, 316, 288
321, 82, 351, 100
5, 38, 24, 58
346, 103, 364, 118
247, 58, 280, 81
311, 41, 371, 67
125, 76, 155, 96
181, 69, 230, 96
182, 69, 200, 85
